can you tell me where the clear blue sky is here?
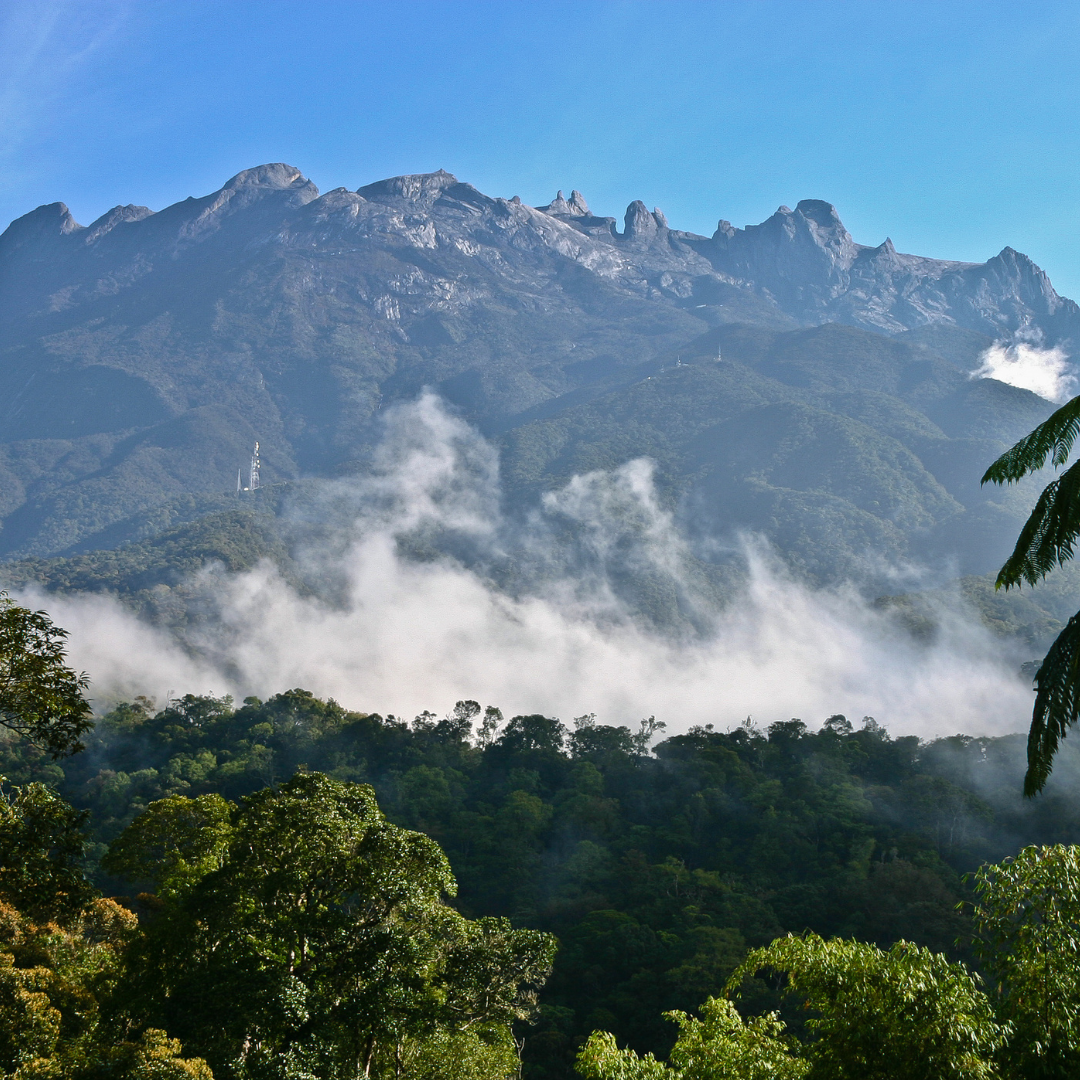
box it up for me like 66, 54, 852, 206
4, 1, 1080, 296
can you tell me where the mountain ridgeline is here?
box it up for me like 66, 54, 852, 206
7, 169, 1080, 1080
0, 163, 1073, 589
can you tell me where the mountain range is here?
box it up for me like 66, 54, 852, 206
0, 163, 1072, 602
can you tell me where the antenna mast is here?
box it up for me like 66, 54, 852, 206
249, 441, 260, 491
236, 467, 242, 494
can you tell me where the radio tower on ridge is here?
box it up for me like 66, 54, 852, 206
249, 441, 260, 491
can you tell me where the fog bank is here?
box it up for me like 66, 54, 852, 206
18, 394, 1033, 738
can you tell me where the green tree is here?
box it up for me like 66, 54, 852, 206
111, 773, 555, 1080
0, 893, 213, 1079
0, 779, 94, 923
981, 400, 1080, 794
382, 1026, 520, 1080
727, 933, 1003, 1080
0, 594, 93, 758
576, 996, 808, 1080
971, 844, 1080, 1079
74, 1028, 215, 1079
101, 793, 234, 901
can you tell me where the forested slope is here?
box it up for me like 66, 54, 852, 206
5, 690, 1079, 1077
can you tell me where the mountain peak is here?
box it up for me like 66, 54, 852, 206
538, 189, 591, 217
85, 204, 154, 243
357, 170, 459, 205
736, 199, 858, 272
988, 247, 1047, 280
623, 200, 668, 239
0, 201, 83, 256
1, 159, 1079, 568
792, 200, 855, 249
980, 246, 1063, 315
794, 198, 842, 223
223, 163, 310, 192
2, 163, 1074, 362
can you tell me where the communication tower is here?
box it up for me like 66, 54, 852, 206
236, 467, 242, 494
249, 441, 260, 491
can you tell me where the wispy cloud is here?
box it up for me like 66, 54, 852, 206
971, 341, 1077, 403
15, 394, 1034, 740
0, 1, 130, 191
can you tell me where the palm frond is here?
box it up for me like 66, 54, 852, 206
996, 458, 1080, 589
982, 395, 1080, 486
1026, 612, 1080, 796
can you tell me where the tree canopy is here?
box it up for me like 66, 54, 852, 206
971, 843, 1080, 1078
9, 687, 1080, 1076
2, 678, 1080, 1078
109, 773, 556, 1079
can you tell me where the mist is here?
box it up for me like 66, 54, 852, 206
16, 393, 1034, 739
971, 340, 1077, 403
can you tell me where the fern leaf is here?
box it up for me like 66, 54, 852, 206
996, 458, 1080, 589
982, 396, 1080, 486
1026, 612, 1080, 796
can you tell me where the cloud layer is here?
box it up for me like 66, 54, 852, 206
18, 394, 1034, 739
971, 341, 1077, 403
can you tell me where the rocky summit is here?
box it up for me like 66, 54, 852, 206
0, 164, 1071, 583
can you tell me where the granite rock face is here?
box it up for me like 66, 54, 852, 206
692, 199, 1075, 340
6, 165, 1073, 341
0, 163, 1072, 567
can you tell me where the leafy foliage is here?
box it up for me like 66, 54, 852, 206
0, 788, 211, 1079
981, 396, 1080, 487
728, 933, 1004, 1080
0, 780, 94, 923
1021, 613, 1080, 796
987, 462, 1080, 590
0, 594, 92, 758
9, 690, 1080, 1076
101, 793, 233, 901
109, 773, 556, 1080
972, 844, 1080, 1078
4, 677, 1080, 1078
577, 996, 808, 1080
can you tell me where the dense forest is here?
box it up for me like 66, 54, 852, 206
3, 663, 1080, 1078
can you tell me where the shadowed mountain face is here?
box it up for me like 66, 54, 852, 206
0, 164, 1071, 575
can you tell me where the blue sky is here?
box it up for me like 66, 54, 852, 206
3, 1, 1080, 295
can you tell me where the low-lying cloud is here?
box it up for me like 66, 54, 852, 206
16, 393, 1035, 739
971, 341, 1077, 403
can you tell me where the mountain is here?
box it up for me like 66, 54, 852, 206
0, 163, 1071, 584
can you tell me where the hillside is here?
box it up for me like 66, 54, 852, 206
5, 689, 1080, 1078
0, 163, 1072, 587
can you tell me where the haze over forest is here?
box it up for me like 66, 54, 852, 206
0, 162, 1077, 733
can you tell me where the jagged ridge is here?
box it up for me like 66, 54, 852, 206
0, 164, 1070, 574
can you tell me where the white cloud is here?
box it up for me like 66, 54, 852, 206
15, 393, 1035, 741
971, 341, 1077, 403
